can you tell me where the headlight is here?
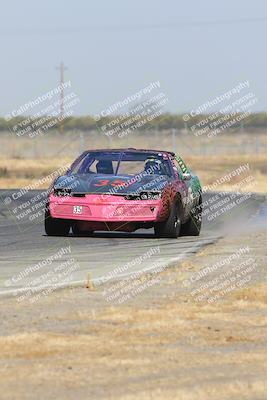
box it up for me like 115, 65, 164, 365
140, 191, 162, 200
141, 193, 148, 200
124, 191, 161, 200
150, 192, 161, 200
141, 191, 161, 200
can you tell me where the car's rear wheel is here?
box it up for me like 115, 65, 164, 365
44, 208, 70, 236
181, 197, 202, 236
154, 200, 182, 238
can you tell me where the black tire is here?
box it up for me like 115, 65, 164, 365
154, 199, 182, 238
44, 208, 70, 236
72, 223, 94, 237
181, 197, 202, 236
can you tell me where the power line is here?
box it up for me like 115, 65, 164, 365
87, 16, 267, 31
2, 16, 267, 35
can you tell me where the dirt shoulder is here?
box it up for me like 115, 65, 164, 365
0, 225, 267, 400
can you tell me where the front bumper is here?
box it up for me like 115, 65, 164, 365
49, 193, 163, 222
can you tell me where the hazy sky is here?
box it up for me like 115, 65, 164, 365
1, 0, 267, 116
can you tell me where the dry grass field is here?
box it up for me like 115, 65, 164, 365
0, 130, 266, 191
0, 154, 266, 193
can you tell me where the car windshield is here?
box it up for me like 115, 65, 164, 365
69, 151, 172, 177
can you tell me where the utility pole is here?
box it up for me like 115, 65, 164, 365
56, 61, 67, 134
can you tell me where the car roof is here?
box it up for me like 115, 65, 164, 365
83, 148, 175, 156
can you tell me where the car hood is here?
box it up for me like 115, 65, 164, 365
53, 173, 169, 195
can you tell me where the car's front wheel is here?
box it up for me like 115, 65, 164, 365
154, 200, 182, 238
44, 208, 70, 236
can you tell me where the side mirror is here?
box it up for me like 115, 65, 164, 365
182, 173, 192, 181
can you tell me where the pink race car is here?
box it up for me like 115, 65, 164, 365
45, 148, 202, 238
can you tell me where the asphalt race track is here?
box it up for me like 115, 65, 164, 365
0, 189, 265, 296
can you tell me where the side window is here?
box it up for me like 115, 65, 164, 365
172, 159, 184, 180
176, 156, 189, 174
71, 154, 92, 174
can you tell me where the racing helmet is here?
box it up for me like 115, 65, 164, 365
96, 160, 114, 174
144, 157, 162, 174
